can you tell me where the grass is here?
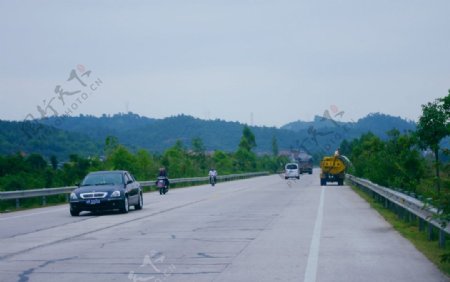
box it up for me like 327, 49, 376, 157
350, 184, 450, 277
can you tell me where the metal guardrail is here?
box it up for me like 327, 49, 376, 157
138, 172, 268, 187
346, 174, 449, 248
0, 172, 269, 207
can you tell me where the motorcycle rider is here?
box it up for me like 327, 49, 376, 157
334, 148, 340, 157
156, 167, 169, 188
208, 168, 217, 185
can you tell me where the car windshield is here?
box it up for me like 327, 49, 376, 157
81, 173, 124, 186
286, 164, 298, 170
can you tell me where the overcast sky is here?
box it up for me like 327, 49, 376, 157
1, 1, 449, 127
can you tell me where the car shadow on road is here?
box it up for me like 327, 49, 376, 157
77, 209, 139, 217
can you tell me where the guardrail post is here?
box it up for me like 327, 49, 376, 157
439, 229, 446, 248
405, 211, 411, 223
42, 196, 47, 206
419, 218, 425, 232
400, 208, 406, 221
16, 198, 20, 209
427, 224, 433, 241
394, 204, 399, 219
410, 214, 417, 224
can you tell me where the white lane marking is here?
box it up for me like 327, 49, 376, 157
0, 207, 66, 221
304, 187, 325, 282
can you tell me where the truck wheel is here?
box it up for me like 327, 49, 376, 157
320, 179, 326, 186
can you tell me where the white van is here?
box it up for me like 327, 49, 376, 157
285, 163, 300, 179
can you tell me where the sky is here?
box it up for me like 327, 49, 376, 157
0, 0, 449, 127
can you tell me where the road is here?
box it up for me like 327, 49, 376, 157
0, 172, 448, 282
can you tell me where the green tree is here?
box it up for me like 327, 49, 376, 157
239, 126, 256, 152
385, 130, 425, 191
339, 139, 352, 156
26, 154, 47, 171
162, 140, 196, 178
108, 145, 137, 174
60, 154, 94, 185
105, 136, 119, 158
235, 148, 257, 172
441, 89, 450, 115
192, 137, 205, 155
191, 137, 207, 171
344, 130, 425, 192
2, 154, 28, 176
135, 149, 155, 180
236, 126, 257, 171
50, 155, 58, 170
417, 96, 449, 193
213, 151, 234, 174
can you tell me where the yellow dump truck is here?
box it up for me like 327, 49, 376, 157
320, 155, 350, 186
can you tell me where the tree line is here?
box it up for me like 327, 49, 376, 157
0, 126, 287, 193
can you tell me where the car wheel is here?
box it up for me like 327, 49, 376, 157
135, 193, 143, 210
70, 208, 79, 216
121, 197, 129, 213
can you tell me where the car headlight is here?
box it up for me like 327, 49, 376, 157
70, 192, 78, 200
111, 190, 121, 197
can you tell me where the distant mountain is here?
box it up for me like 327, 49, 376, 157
353, 113, 416, 138
281, 113, 416, 139
40, 113, 158, 142
278, 113, 417, 159
39, 113, 301, 154
282, 115, 348, 131
0, 112, 418, 160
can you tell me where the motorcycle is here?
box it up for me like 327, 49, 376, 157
156, 177, 169, 195
209, 176, 216, 187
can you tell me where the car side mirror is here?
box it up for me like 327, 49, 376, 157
127, 180, 133, 185
75, 183, 80, 187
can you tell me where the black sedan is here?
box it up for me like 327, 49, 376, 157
69, 170, 143, 216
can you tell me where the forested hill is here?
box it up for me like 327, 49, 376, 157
282, 113, 417, 139
0, 120, 102, 158
38, 113, 299, 154
0, 112, 416, 159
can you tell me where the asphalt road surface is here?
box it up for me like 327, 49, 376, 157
0, 172, 448, 282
